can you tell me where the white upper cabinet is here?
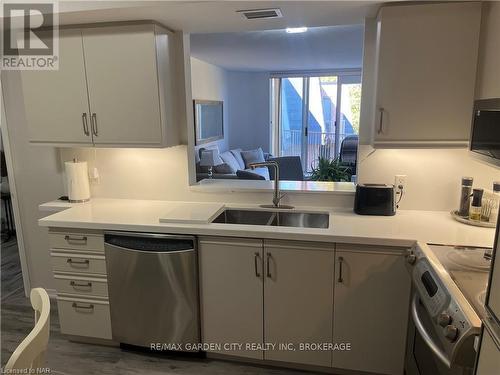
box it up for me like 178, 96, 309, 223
372, 2, 481, 146
20, 29, 92, 145
20, 23, 179, 147
83, 25, 163, 146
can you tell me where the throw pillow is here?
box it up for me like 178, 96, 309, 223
230, 149, 246, 170
213, 163, 234, 174
249, 167, 270, 180
236, 170, 266, 180
219, 151, 240, 173
241, 147, 265, 168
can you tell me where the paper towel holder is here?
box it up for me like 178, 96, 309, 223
65, 158, 91, 203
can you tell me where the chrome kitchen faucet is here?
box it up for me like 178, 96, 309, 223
249, 161, 294, 209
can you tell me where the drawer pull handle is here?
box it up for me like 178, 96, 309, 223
64, 235, 88, 244
67, 258, 90, 266
82, 113, 90, 136
72, 302, 94, 310
266, 252, 272, 279
254, 252, 261, 278
70, 281, 92, 288
378, 107, 385, 134
338, 256, 344, 283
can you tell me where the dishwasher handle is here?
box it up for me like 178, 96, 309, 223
104, 232, 196, 253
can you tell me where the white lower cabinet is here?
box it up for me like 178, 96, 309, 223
475, 323, 500, 375
49, 228, 112, 342
263, 240, 334, 367
332, 245, 411, 375
199, 237, 264, 360
57, 295, 112, 340
199, 237, 334, 367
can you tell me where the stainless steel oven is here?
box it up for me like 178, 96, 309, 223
404, 244, 487, 375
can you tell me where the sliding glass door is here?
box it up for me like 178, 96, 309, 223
271, 74, 361, 172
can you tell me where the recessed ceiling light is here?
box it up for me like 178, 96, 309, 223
286, 27, 308, 34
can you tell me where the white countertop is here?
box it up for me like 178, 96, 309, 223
191, 179, 356, 194
38, 198, 496, 249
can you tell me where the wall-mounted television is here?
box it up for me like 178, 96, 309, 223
470, 98, 500, 167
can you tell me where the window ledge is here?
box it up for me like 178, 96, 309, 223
190, 179, 356, 195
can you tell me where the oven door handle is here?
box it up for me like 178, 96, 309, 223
411, 293, 452, 368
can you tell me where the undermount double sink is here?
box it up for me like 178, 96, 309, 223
212, 209, 329, 229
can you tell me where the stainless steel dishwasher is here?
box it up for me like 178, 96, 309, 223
104, 232, 199, 349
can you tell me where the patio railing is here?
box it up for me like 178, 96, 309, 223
280, 129, 348, 171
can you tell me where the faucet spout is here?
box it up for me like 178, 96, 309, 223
249, 161, 294, 209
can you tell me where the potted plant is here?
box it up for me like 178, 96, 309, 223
310, 157, 352, 182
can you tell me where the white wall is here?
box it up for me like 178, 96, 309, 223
190, 58, 271, 154
358, 146, 499, 211
226, 71, 271, 152
191, 57, 229, 154
58, 145, 353, 209
1, 72, 64, 292
475, 2, 500, 99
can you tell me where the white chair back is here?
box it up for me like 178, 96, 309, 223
4, 288, 51, 371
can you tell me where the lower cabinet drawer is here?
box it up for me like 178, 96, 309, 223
56, 296, 112, 340
51, 251, 106, 275
54, 274, 108, 298
49, 230, 104, 253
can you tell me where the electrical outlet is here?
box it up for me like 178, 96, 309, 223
395, 175, 407, 190
89, 167, 100, 185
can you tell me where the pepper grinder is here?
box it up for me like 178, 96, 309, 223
458, 177, 473, 217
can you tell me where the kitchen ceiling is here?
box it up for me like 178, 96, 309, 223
190, 25, 364, 71
51, 1, 383, 33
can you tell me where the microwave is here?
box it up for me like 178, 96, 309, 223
470, 98, 500, 166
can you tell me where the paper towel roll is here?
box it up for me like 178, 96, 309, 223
65, 161, 90, 202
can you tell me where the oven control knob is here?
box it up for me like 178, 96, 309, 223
407, 254, 417, 265
444, 325, 459, 342
438, 313, 452, 327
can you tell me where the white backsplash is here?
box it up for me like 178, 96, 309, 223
59, 145, 499, 212
58, 145, 353, 209
358, 145, 499, 211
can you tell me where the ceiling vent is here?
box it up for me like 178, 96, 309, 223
237, 8, 283, 20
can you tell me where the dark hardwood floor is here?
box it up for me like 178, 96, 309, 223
1, 237, 24, 301
1, 241, 314, 374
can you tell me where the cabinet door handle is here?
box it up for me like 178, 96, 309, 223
91, 113, 98, 136
70, 281, 92, 288
337, 256, 344, 283
72, 302, 94, 310
64, 235, 87, 244
82, 113, 90, 136
66, 258, 90, 266
266, 252, 272, 279
378, 107, 385, 134
254, 252, 261, 277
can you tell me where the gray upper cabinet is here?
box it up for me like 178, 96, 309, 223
372, 2, 481, 147
20, 23, 179, 148
20, 29, 92, 145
